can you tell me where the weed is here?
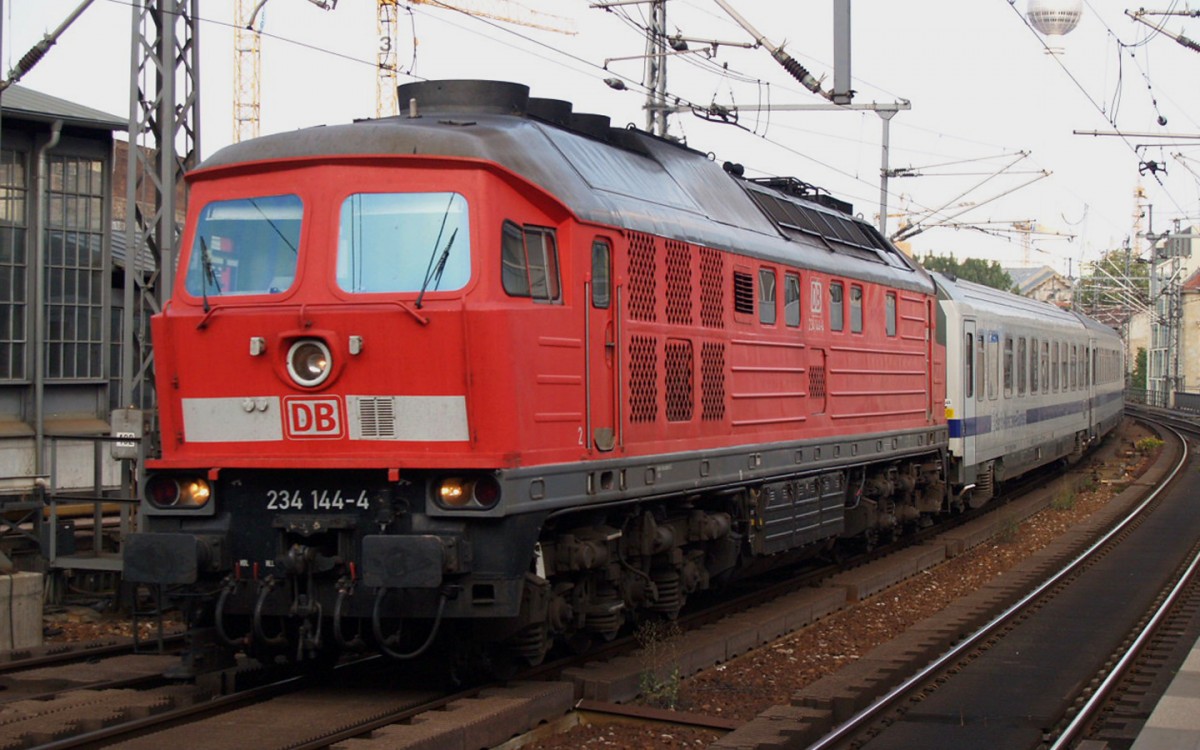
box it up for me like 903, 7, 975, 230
1135, 437, 1164, 454
1051, 489, 1077, 510
996, 515, 1019, 543
635, 619, 683, 709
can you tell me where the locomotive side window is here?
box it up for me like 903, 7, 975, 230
591, 239, 611, 309
885, 292, 896, 337
1003, 335, 1013, 398
759, 269, 777, 325
185, 194, 302, 298
850, 285, 863, 333
501, 221, 561, 302
830, 282, 844, 332
337, 192, 471, 294
784, 273, 801, 327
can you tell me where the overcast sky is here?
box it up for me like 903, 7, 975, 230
6, 1, 1198, 276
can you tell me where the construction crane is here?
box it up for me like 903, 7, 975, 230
381, 1, 576, 117
232, 0, 337, 142
235, 1, 573, 135
233, 1, 262, 142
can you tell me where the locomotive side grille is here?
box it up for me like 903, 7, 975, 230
733, 271, 754, 314
358, 397, 397, 439
665, 338, 694, 422
629, 335, 658, 423
628, 232, 657, 322
699, 247, 725, 329
809, 366, 827, 400
701, 341, 726, 421
665, 239, 693, 325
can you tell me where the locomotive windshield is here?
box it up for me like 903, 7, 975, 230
184, 194, 302, 298
336, 192, 471, 294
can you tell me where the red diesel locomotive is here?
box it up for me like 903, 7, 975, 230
125, 80, 950, 667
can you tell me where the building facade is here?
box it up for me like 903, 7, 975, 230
0, 85, 126, 495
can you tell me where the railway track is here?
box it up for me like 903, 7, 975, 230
1, 418, 1167, 750
784, 413, 1194, 749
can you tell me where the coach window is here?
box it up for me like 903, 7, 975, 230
591, 238, 611, 308
965, 333, 974, 399
885, 293, 897, 337
501, 221, 560, 302
850, 285, 863, 333
1017, 337, 1027, 396
987, 334, 998, 400
336, 192, 470, 294
759, 269, 777, 325
1061, 342, 1069, 391
830, 282, 844, 331
1051, 342, 1059, 391
1041, 340, 1049, 393
1003, 336, 1014, 397
977, 333, 986, 401
785, 273, 801, 327
1030, 338, 1039, 393
1071, 345, 1078, 390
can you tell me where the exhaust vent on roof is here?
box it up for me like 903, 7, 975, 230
396, 80, 529, 116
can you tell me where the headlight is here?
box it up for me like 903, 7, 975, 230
146, 475, 212, 509
287, 339, 332, 387
435, 475, 501, 510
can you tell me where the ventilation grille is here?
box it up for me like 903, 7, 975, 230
629, 335, 658, 423
665, 339, 694, 422
733, 271, 754, 314
665, 239, 693, 326
700, 248, 724, 329
629, 232, 657, 322
809, 366, 827, 401
701, 342, 726, 421
357, 397, 396, 438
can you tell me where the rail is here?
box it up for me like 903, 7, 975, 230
808, 420, 1190, 749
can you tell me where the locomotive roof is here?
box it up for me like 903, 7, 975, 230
196, 80, 931, 294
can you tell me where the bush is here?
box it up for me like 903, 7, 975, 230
1135, 437, 1164, 454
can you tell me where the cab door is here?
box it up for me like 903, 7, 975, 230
587, 237, 616, 451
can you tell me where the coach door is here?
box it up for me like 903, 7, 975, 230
962, 319, 977, 466
586, 237, 616, 451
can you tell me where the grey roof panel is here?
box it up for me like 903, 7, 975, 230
1, 84, 126, 131
196, 100, 933, 293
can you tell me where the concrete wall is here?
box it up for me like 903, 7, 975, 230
0, 572, 44, 651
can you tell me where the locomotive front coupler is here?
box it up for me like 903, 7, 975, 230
278, 542, 341, 577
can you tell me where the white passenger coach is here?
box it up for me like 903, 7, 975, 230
935, 273, 1124, 506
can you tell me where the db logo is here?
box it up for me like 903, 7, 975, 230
284, 397, 344, 439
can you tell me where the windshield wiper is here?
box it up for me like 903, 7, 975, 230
199, 235, 221, 313
415, 194, 458, 310
415, 227, 457, 310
